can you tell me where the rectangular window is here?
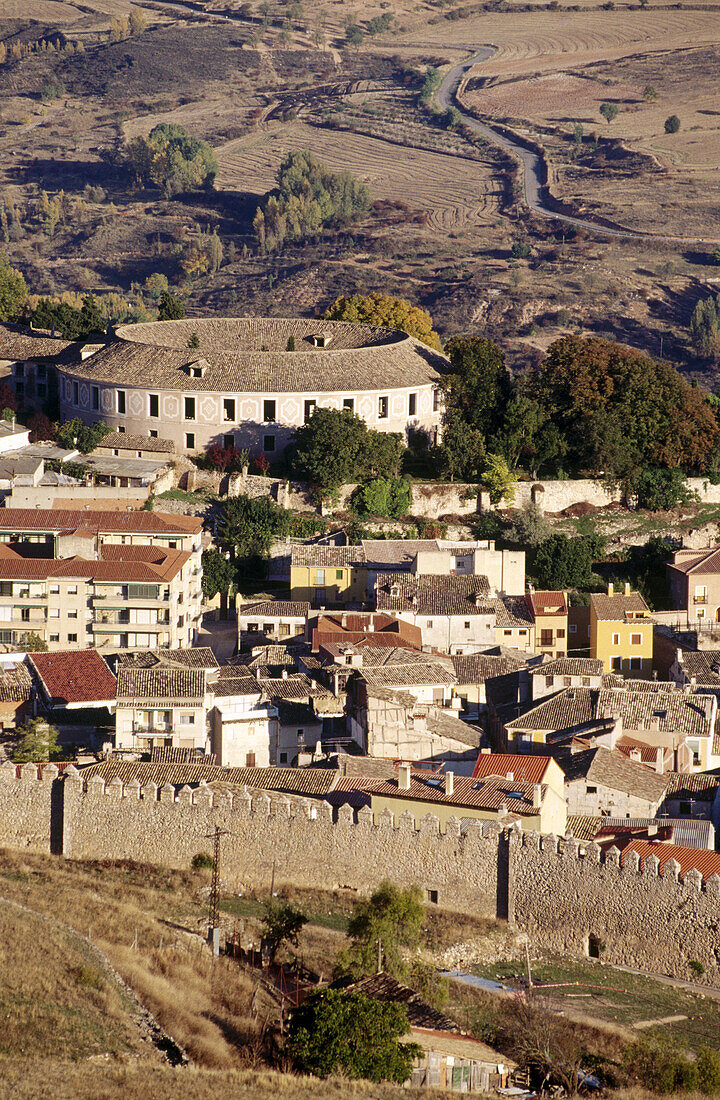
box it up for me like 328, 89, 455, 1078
68, 610, 78, 619
304, 400, 316, 422
427, 889, 438, 905
504, 629, 512, 636
279, 752, 288, 764
343, 398, 354, 412
695, 585, 708, 604
433, 389, 441, 411
563, 676, 572, 687
408, 393, 417, 416
611, 656, 622, 670
263, 435, 275, 453
67, 585, 77, 595
336, 569, 343, 581
49, 608, 59, 618
378, 395, 389, 419
569, 624, 577, 633
223, 434, 234, 450
184, 396, 195, 420
68, 633, 77, 643
541, 630, 553, 647
426, 620, 433, 629
224, 398, 236, 422
149, 394, 159, 418
315, 570, 325, 585
246, 752, 256, 767
73, 381, 79, 404
263, 399, 276, 422
49, 633, 59, 643
20, 608, 30, 623
127, 583, 160, 600
631, 633, 642, 645
185, 433, 195, 450
179, 714, 195, 725
586, 785, 597, 795
545, 675, 554, 687
149, 429, 158, 438
91, 386, 99, 410
612, 633, 620, 646
117, 390, 126, 414
679, 800, 691, 815
464, 621, 471, 630
557, 628, 565, 639
630, 656, 642, 670
279, 623, 290, 637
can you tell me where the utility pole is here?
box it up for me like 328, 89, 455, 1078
203, 826, 234, 955
524, 938, 533, 990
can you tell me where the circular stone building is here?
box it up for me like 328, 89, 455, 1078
58, 317, 448, 458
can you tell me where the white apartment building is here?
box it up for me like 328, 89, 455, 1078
210, 673, 278, 768
0, 509, 204, 652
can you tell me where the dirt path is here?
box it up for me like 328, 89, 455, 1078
437, 49, 720, 244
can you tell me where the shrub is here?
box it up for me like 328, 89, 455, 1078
688, 959, 705, 977
664, 114, 680, 133
510, 240, 532, 259
353, 476, 412, 518
599, 102, 619, 122
191, 853, 215, 871
698, 1047, 720, 1094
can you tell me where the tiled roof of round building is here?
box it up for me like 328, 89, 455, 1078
65, 317, 450, 393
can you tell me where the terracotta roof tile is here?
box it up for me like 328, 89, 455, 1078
451, 653, 526, 683
613, 837, 720, 880
472, 752, 555, 783
95, 432, 175, 454
239, 601, 310, 618
79, 759, 338, 796
558, 746, 669, 802
535, 658, 604, 678
116, 666, 207, 705
291, 545, 365, 568
0, 663, 33, 703
375, 573, 492, 616
29, 650, 116, 705
371, 772, 546, 815
590, 591, 650, 621
0, 508, 202, 536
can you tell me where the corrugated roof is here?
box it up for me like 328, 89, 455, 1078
375, 573, 493, 617
78, 759, 338, 796
116, 666, 207, 704
29, 651, 116, 706
558, 746, 669, 802
342, 973, 460, 1033
613, 838, 720, 880
567, 814, 715, 850
590, 591, 650, 621
0, 508, 202, 536
371, 772, 546, 815
63, 318, 449, 393
472, 753, 554, 783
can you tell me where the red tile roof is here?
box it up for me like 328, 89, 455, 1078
29, 650, 117, 706
526, 590, 568, 617
0, 544, 188, 582
371, 772, 546, 816
0, 509, 202, 536
611, 838, 720, 880
472, 752, 555, 784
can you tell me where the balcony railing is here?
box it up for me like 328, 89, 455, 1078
693, 595, 708, 605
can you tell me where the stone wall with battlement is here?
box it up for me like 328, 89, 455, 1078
1, 765, 719, 987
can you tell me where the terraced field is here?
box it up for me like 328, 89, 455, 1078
216, 121, 502, 232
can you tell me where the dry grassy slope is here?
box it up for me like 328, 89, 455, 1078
0, 897, 148, 1061
0, 1064, 454, 1100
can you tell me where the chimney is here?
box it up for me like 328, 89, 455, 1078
281, 668, 288, 680
676, 648, 683, 665
624, 582, 631, 597
481, 746, 491, 754
690, 676, 697, 687
498, 801, 508, 817
654, 747, 664, 774
506, 771, 514, 781
341, 613, 347, 628
532, 784, 542, 809
398, 764, 411, 790
445, 770, 454, 797
630, 748, 642, 763
648, 823, 658, 837
608, 582, 614, 597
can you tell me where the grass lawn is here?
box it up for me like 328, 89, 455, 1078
471, 957, 720, 1054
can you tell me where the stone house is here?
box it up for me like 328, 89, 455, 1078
589, 584, 653, 675
275, 701, 323, 766
659, 772, 720, 833
93, 431, 176, 462
526, 590, 569, 659
311, 611, 422, 652
370, 763, 567, 835
670, 648, 720, 688
28, 649, 117, 747
557, 744, 669, 817
667, 547, 720, 624
531, 657, 605, 701
451, 651, 530, 720
209, 672, 278, 768
349, 685, 482, 765
290, 544, 366, 608
115, 665, 211, 753
0, 660, 33, 731
340, 973, 515, 1093
360, 538, 525, 600
237, 600, 310, 650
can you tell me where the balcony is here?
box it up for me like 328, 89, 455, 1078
693, 595, 708, 605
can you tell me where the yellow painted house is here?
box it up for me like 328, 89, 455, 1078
589, 584, 653, 675
290, 544, 366, 607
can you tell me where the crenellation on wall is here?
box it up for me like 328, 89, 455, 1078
0, 770, 718, 986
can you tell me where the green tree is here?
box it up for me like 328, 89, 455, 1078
506, 500, 550, 547
481, 453, 515, 505
11, 718, 61, 762
157, 290, 185, 320
533, 532, 604, 590
261, 900, 308, 963
126, 123, 217, 197
634, 466, 693, 510
57, 417, 111, 453
664, 114, 680, 133
325, 292, 441, 350
698, 1047, 720, 1094
290, 408, 404, 501
643, 84, 657, 100
287, 990, 420, 1083
599, 102, 619, 122
0, 258, 28, 321
439, 416, 485, 482
354, 477, 412, 518
336, 881, 424, 982
526, 336, 718, 479
217, 494, 291, 575
346, 24, 364, 48
419, 67, 442, 107
201, 548, 235, 617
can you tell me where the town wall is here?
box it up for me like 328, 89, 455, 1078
0, 763, 56, 853
2, 768, 719, 987
511, 832, 720, 983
